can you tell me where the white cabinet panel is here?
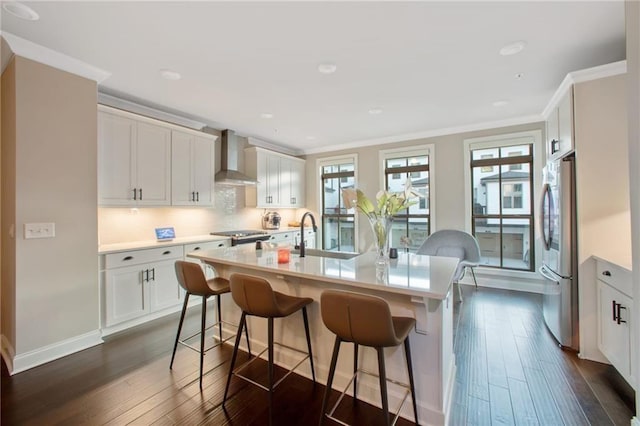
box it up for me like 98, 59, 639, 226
595, 258, 635, 389
547, 86, 574, 161
105, 265, 146, 327
136, 122, 171, 205
148, 260, 182, 311
245, 147, 305, 208
98, 112, 136, 206
171, 131, 215, 206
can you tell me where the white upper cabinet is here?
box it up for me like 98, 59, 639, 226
98, 105, 217, 207
547, 86, 574, 161
171, 130, 215, 206
245, 146, 305, 208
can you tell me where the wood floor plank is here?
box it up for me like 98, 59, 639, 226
539, 360, 590, 425
485, 328, 508, 388
467, 396, 491, 425
522, 366, 564, 425
489, 384, 515, 425
468, 328, 489, 400
508, 377, 539, 426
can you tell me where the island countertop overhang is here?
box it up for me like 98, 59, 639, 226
188, 245, 459, 300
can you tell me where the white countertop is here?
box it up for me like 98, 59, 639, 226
189, 244, 459, 300
98, 235, 230, 254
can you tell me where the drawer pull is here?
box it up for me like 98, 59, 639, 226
122, 256, 133, 261
602, 270, 612, 277
217, 243, 225, 247
193, 247, 201, 251
162, 250, 171, 255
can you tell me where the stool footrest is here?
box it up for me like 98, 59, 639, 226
232, 341, 310, 392
325, 368, 411, 426
177, 319, 242, 354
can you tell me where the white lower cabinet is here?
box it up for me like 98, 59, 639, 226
101, 239, 231, 334
595, 258, 635, 388
104, 246, 184, 329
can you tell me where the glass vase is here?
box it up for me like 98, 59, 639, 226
367, 216, 393, 267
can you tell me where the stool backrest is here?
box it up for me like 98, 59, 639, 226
321, 290, 398, 347
174, 260, 212, 296
229, 273, 279, 317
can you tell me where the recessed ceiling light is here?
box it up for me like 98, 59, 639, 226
368, 108, 383, 115
492, 100, 509, 107
260, 113, 274, 119
317, 63, 337, 74
3, 2, 39, 21
160, 69, 181, 80
499, 41, 527, 56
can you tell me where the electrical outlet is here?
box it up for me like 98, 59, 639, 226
24, 223, 55, 239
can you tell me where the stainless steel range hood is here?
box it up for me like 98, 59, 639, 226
215, 130, 258, 186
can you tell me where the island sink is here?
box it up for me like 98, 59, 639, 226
290, 248, 359, 260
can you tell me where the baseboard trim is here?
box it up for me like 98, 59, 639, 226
9, 330, 103, 375
459, 271, 545, 294
1, 334, 16, 373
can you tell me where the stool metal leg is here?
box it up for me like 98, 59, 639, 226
199, 295, 207, 390
353, 343, 359, 401
223, 311, 247, 405
319, 335, 341, 426
170, 293, 190, 369
244, 319, 252, 356
217, 294, 223, 342
404, 337, 419, 425
302, 306, 316, 383
377, 348, 390, 426
267, 317, 274, 426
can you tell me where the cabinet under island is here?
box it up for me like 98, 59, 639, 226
189, 245, 459, 425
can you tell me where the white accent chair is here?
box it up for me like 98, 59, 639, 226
417, 229, 481, 301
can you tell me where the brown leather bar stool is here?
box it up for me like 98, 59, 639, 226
223, 273, 316, 426
319, 290, 419, 426
170, 260, 251, 389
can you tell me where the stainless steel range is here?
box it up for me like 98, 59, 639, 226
210, 230, 270, 246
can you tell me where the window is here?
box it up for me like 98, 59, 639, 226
469, 142, 534, 271
380, 146, 433, 251
319, 156, 357, 252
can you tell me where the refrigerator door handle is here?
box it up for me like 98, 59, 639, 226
540, 183, 552, 250
539, 265, 559, 282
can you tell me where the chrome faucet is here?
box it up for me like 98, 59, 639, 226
299, 212, 317, 258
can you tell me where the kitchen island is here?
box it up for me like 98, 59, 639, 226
189, 245, 459, 425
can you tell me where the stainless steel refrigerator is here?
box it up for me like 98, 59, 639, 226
539, 154, 579, 350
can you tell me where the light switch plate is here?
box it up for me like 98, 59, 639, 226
24, 223, 55, 239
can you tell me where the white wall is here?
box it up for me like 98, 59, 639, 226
2, 56, 100, 372
574, 74, 631, 363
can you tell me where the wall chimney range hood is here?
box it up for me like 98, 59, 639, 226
215, 129, 258, 186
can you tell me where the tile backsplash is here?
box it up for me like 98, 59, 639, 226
98, 186, 301, 245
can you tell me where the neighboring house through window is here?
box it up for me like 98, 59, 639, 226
318, 155, 357, 252
464, 132, 540, 272
379, 145, 434, 252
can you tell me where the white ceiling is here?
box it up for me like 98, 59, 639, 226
0, 1, 626, 154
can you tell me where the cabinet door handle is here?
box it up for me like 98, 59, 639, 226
138, 188, 143, 201
162, 250, 171, 255
602, 270, 612, 277
196, 192, 199, 202
143, 269, 149, 283
150, 268, 155, 281
122, 255, 133, 261
191, 191, 195, 202
617, 303, 627, 324
551, 139, 559, 154
612, 300, 618, 322
133, 188, 137, 201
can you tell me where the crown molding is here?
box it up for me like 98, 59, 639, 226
0, 31, 110, 83
247, 136, 303, 157
302, 114, 543, 155
541, 60, 627, 120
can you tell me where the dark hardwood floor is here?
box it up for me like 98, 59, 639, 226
1, 286, 635, 425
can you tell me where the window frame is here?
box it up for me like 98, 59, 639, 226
379, 145, 435, 251
316, 154, 359, 252
463, 130, 543, 276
